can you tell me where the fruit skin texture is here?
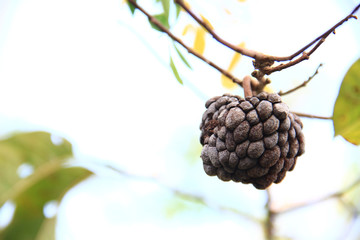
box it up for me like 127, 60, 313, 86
199, 92, 305, 189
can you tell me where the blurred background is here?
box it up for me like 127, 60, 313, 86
0, 0, 360, 239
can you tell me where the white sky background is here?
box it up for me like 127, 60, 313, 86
0, 0, 360, 239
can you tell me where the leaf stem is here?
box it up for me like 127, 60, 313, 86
243, 76, 253, 97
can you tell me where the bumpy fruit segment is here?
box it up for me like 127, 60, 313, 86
199, 92, 305, 189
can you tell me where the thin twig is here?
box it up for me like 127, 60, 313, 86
262, 10, 359, 74
276, 177, 360, 214
175, 0, 360, 75
279, 64, 323, 96
127, 0, 243, 85
277, 5, 360, 62
293, 112, 332, 120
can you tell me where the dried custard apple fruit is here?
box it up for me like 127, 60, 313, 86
199, 92, 305, 189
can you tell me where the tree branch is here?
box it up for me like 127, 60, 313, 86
127, 0, 243, 85
174, 0, 360, 75
278, 64, 322, 96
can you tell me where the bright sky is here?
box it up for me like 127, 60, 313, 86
0, 0, 360, 239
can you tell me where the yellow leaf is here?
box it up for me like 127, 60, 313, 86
263, 85, 274, 93
224, 9, 232, 15
221, 75, 237, 89
182, 24, 206, 54
194, 27, 206, 54
182, 20, 208, 55
221, 42, 246, 89
180, 1, 191, 11
182, 24, 196, 36
228, 42, 245, 71
200, 14, 214, 30
238, 0, 246, 2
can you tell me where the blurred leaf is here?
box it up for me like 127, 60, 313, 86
35, 217, 56, 240
175, 4, 181, 18
173, 43, 192, 69
264, 85, 274, 93
185, 136, 202, 165
164, 198, 189, 218
333, 58, 360, 145
274, 237, 293, 240
182, 23, 206, 54
170, 56, 183, 84
221, 42, 245, 89
238, 0, 246, 2
0, 131, 92, 240
200, 14, 214, 30
164, 194, 203, 219
149, 13, 170, 31
0, 132, 72, 196
194, 27, 206, 54
160, 0, 170, 19
224, 9, 232, 15
126, 0, 137, 14
0, 167, 92, 240
182, 24, 196, 36
178, 1, 191, 12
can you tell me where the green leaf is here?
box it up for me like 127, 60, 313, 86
185, 136, 202, 165
35, 217, 56, 240
175, 4, 181, 18
149, 13, 170, 31
164, 194, 203, 219
127, 0, 137, 15
0, 131, 92, 240
0, 167, 92, 240
333, 58, 360, 145
173, 43, 192, 69
0, 131, 72, 196
170, 56, 183, 85
164, 198, 189, 219
160, 0, 170, 19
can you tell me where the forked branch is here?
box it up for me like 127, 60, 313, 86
175, 0, 360, 75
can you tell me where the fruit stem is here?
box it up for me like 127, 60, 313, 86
243, 75, 253, 98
